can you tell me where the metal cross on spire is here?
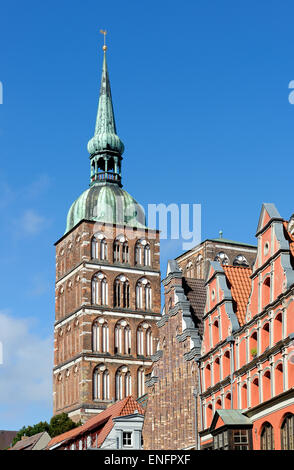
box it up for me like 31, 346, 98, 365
100, 29, 107, 51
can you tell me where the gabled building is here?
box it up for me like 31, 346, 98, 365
47, 396, 144, 450
199, 203, 294, 450
9, 431, 51, 451
143, 239, 256, 450
53, 44, 161, 423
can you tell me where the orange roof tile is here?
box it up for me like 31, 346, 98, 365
222, 265, 252, 326
47, 396, 144, 449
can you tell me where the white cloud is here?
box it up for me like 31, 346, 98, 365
17, 209, 50, 235
0, 311, 53, 407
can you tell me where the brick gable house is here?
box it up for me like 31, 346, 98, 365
199, 204, 294, 450
143, 237, 256, 450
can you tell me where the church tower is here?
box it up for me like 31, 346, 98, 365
53, 41, 161, 423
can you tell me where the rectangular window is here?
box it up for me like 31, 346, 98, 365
123, 432, 132, 447
233, 429, 249, 450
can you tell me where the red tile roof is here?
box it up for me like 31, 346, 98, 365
47, 396, 144, 449
222, 265, 252, 326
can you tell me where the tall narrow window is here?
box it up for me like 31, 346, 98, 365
138, 367, 145, 397
146, 328, 153, 356
100, 238, 107, 260
144, 244, 151, 266
114, 321, 131, 355
137, 326, 144, 355
91, 236, 99, 259
261, 422, 274, 450
114, 275, 130, 308
136, 278, 152, 310
113, 240, 120, 262
122, 242, 129, 263
116, 370, 123, 400
92, 272, 108, 306
263, 277, 271, 309
92, 319, 108, 352
275, 363, 283, 396
135, 241, 143, 265
125, 372, 132, 396
93, 365, 109, 400
281, 414, 294, 450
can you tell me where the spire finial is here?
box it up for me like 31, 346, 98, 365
219, 230, 223, 238
100, 29, 107, 51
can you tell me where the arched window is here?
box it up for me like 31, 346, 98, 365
214, 357, 220, 384
146, 328, 153, 356
274, 312, 283, 343
100, 238, 107, 260
114, 320, 131, 355
275, 363, 283, 396
249, 332, 258, 359
91, 236, 99, 259
261, 422, 274, 450
93, 365, 109, 400
92, 318, 109, 352
261, 323, 270, 352
92, 272, 108, 306
125, 371, 132, 396
206, 404, 213, 428
113, 240, 120, 262
114, 275, 130, 308
115, 367, 130, 401
144, 244, 151, 266
225, 392, 231, 409
223, 350, 231, 378
251, 377, 259, 408
233, 255, 249, 267
91, 234, 108, 261
212, 320, 219, 346
136, 278, 152, 310
186, 261, 194, 278
137, 326, 144, 355
115, 368, 124, 400
214, 252, 229, 266
241, 383, 248, 409
205, 364, 211, 389
137, 367, 145, 397
262, 370, 271, 402
135, 239, 151, 266
281, 413, 294, 450
216, 398, 222, 409
263, 276, 271, 309
196, 255, 203, 278
122, 241, 129, 263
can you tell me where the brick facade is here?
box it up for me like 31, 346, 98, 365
53, 220, 161, 423
143, 239, 257, 450
199, 204, 294, 450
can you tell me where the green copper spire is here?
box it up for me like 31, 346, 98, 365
87, 46, 124, 186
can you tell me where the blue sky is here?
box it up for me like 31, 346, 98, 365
1, 0, 294, 430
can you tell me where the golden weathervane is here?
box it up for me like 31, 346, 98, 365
100, 29, 107, 51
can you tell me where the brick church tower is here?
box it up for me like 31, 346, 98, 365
53, 43, 161, 423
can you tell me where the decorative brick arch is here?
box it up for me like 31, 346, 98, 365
262, 368, 271, 402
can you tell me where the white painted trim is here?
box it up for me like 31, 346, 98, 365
54, 357, 82, 374
84, 356, 152, 366
250, 395, 294, 421
55, 308, 161, 330
85, 262, 160, 277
